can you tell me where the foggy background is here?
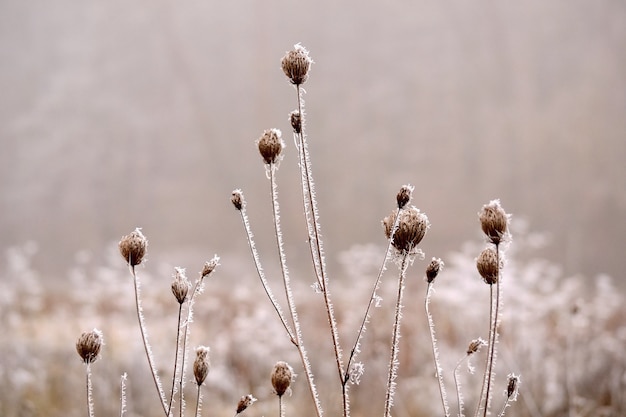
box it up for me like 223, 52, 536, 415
1, 0, 625, 284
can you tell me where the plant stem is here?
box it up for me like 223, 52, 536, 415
426, 282, 450, 417
483, 246, 501, 417
168, 305, 184, 416
195, 385, 202, 417
454, 354, 469, 417
86, 364, 95, 417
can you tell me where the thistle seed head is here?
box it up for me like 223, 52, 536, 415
271, 361, 295, 397
383, 206, 430, 254
76, 329, 103, 364
193, 346, 210, 386
479, 199, 510, 245
257, 128, 284, 165
235, 394, 257, 414
171, 267, 190, 304
425, 257, 444, 283
231, 189, 244, 211
281, 44, 312, 85
290, 110, 302, 133
396, 184, 414, 209
477, 247, 500, 284
201, 255, 220, 279
119, 228, 147, 267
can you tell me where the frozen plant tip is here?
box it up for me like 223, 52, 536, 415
290, 110, 302, 133
477, 247, 500, 285
201, 255, 220, 279
479, 200, 509, 245
119, 228, 147, 267
271, 361, 295, 397
281, 44, 312, 85
76, 329, 103, 364
193, 346, 210, 386
235, 394, 257, 415
383, 206, 430, 254
231, 189, 244, 211
396, 184, 414, 209
171, 267, 190, 304
425, 257, 444, 284
257, 128, 284, 165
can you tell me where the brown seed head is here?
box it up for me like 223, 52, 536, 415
193, 346, 210, 386
396, 184, 414, 209
235, 394, 257, 414
231, 189, 244, 211
281, 44, 312, 85
506, 373, 521, 400
383, 206, 430, 254
257, 128, 284, 165
119, 228, 147, 267
467, 338, 487, 355
477, 247, 500, 284
201, 255, 220, 279
271, 361, 295, 397
290, 110, 302, 133
76, 329, 104, 364
171, 267, 190, 304
425, 257, 444, 283
479, 199, 510, 245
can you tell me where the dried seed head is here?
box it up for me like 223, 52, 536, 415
201, 255, 220, 278
193, 346, 210, 386
396, 184, 414, 209
171, 267, 190, 304
231, 189, 244, 211
257, 128, 284, 165
425, 257, 444, 283
281, 44, 312, 85
290, 110, 302, 133
382, 206, 430, 254
467, 338, 487, 355
76, 329, 104, 364
119, 228, 147, 267
477, 247, 500, 284
271, 361, 295, 397
235, 394, 257, 414
506, 373, 521, 401
479, 199, 510, 245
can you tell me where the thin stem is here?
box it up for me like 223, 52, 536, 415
483, 245, 501, 417
86, 364, 95, 417
195, 385, 202, 417
130, 265, 169, 417
475, 284, 494, 417
119, 373, 127, 417
168, 304, 184, 416
383, 252, 409, 417
454, 355, 470, 417
279, 395, 284, 417
269, 164, 324, 417
425, 283, 450, 417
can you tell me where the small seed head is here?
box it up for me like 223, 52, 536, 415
281, 44, 312, 85
231, 189, 244, 211
119, 228, 147, 267
201, 255, 220, 278
290, 110, 302, 133
467, 338, 487, 355
425, 257, 444, 283
193, 346, 210, 386
506, 373, 521, 400
235, 394, 257, 414
383, 206, 430, 254
271, 361, 295, 397
477, 247, 500, 284
257, 128, 284, 165
76, 329, 104, 364
171, 267, 190, 304
396, 184, 414, 209
479, 199, 510, 245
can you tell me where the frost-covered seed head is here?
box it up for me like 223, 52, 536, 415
477, 247, 500, 284
271, 361, 295, 397
119, 228, 147, 267
236, 394, 257, 414
506, 374, 521, 400
76, 329, 103, 364
396, 184, 414, 209
479, 199, 510, 245
467, 338, 487, 355
383, 206, 430, 253
231, 190, 244, 211
193, 346, 210, 386
201, 255, 220, 278
425, 257, 444, 283
171, 267, 190, 304
257, 128, 284, 165
281, 44, 312, 85
290, 110, 302, 133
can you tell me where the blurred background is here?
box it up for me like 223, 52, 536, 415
1, 1, 625, 416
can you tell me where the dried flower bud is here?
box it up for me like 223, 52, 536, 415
235, 394, 257, 414
467, 338, 487, 355
479, 199, 510, 245
396, 184, 414, 209
290, 110, 302, 133
281, 44, 312, 85
382, 206, 430, 254
257, 128, 284, 165
193, 346, 210, 386
506, 373, 521, 400
231, 189, 244, 211
425, 257, 444, 283
119, 228, 147, 267
76, 329, 104, 364
271, 361, 295, 397
201, 255, 220, 278
477, 247, 500, 284
171, 267, 190, 304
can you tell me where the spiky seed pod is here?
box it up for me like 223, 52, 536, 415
231, 189, 244, 211
506, 374, 521, 400
281, 44, 312, 85
201, 255, 220, 278
257, 128, 284, 165
171, 267, 190, 304
119, 228, 147, 267
290, 110, 302, 133
396, 184, 414, 209
235, 394, 257, 414
271, 361, 295, 397
467, 338, 487, 355
382, 206, 430, 253
193, 346, 210, 386
477, 247, 500, 284
425, 257, 444, 283
76, 329, 104, 364
479, 199, 509, 245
